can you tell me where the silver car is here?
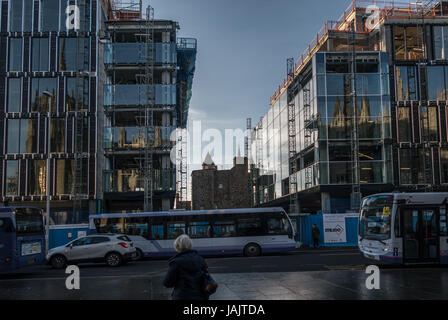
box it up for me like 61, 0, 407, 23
47, 234, 137, 269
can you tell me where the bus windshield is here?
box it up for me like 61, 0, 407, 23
14, 208, 44, 236
359, 195, 393, 241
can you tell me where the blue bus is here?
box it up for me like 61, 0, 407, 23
0, 207, 46, 273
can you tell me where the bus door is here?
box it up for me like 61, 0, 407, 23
401, 207, 439, 263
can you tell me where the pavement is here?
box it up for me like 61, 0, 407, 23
1, 248, 447, 300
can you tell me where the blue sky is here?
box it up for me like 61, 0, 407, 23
143, 0, 353, 197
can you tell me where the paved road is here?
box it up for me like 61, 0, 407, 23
1, 249, 447, 300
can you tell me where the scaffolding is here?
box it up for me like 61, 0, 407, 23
142, 5, 155, 212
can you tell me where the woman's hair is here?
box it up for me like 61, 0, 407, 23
174, 234, 193, 253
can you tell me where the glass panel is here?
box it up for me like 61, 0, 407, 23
356, 74, 380, 95
7, 78, 21, 112
406, 26, 425, 60
5, 160, 19, 196
24, 0, 33, 32
237, 217, 264, 236
213, 221, 236, 237
56, 159, 74, 195
394, 26, 406, 60
7, 119, 20, 154
20, 119, 38, 153
149, 223, 164, 240
434, 26, 444, 60
66, 78, 89, 111
327, 117, 352, 140
28, 160, 47, 195
14, 208, 43, 236
188, 221, 211, 239
51, 118, 65, 153
326, 74, 351, 95
441, 149, 448, 184
167, 222, 186, 239
9, 0, 23, 31
397, 107, 412, 142
8, 38, 22, 71
124, 217, 148, 237
329, 162, 352, 184
40, 0, 59, 32
421, 106, 439, 142
30, 78, 57, 112
395, 66, 418, 101
427, 66, 446, 100
32, 38, 49, 71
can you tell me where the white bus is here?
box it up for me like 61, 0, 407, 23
359, 193, 448, 264
89, 207, 296, 259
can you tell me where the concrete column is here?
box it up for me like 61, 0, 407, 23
321, 192, 331, 213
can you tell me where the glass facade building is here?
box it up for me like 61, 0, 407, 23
0, 1, 196, 221
251, 2, 448, 213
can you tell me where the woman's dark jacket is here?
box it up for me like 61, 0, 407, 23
163, 250, 208, 300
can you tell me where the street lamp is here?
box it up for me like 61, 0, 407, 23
43, 90, 53, 254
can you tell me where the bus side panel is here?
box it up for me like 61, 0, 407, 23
0, 234, 15, 273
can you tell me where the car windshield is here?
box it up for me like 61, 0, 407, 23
359, 195, 393, 240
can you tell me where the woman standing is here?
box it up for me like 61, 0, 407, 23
163, 234, 209, 300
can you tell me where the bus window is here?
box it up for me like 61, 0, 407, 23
188, 221, 211, 239
440, 207, 447, 236
95, 218, 125, 234
266, 215, 291, 235
213, 220, 236, 237
149, 224, 164, 240
0, 218, 15, 235
394, 210, 401, 237
360, 195, 393, 240
167, 222, 186, 239
125, 217, 148, 237
14, 208, 43, 236
237, 217, 264, 237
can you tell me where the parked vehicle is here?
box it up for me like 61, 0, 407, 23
46, 234, 137, 268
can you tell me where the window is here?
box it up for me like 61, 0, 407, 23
51, 118, 66, 153
399, 149, 429, 184
124, 217, 148, 237
91, 237, 110, 244
167, 222, 186, 239
117, 236, 131, 242
7, 78, 21, 112
266, 215, 290, 235
66, 78, 89, 111
149, 222, 164, 240
15, 208, 44, 236
427, 66, 446, 101
188, 221, 211, 239
71, 237, 93, 247
394, 26, 425, 60
8, 38, 22, 71
237, 217, 264, 237
40, 0, 59, 31
9, 0, 22, 31
213, 220, 236, 238
434, 26, 448, 60
32, 38, 49, 71
397, 107, 412, 142
94, 218, 125, 234
0, 218, 15, 234
440, 207, 447, 236
56, 159, 74, 195
30, 78, 57, 112
59, 38, 90, 71
28, 160, 47, 196
5, 161, 19, 196
421, 106, 439, 142
7, 119, 37, 154
395, 66, 418, 101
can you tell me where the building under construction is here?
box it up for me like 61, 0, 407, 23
250, 0, 448, 214
0, 0, 196, 221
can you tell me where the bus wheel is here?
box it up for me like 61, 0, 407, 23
51, 255, 67, 269
244, 243, 261, 257
134, 248, 143, 261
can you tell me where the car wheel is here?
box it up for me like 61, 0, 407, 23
51, 255, 67, 269
244, 243, 261, 257
134, 248, 143, 261
106, 252, 122, 267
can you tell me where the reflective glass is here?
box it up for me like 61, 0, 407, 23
28, 160, 46, 195
8, 38, 22, 71
40, 0, 59, 31
5, 161, 19, 196
427, 66, 446, 100
30, 78, 57, 112
7, 78, 21, 112
51, 118, 65, 153
32, 38, 49, 71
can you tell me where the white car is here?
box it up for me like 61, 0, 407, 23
47, 234, 137, 269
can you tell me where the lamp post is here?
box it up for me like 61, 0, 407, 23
43, 90, 53, 254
